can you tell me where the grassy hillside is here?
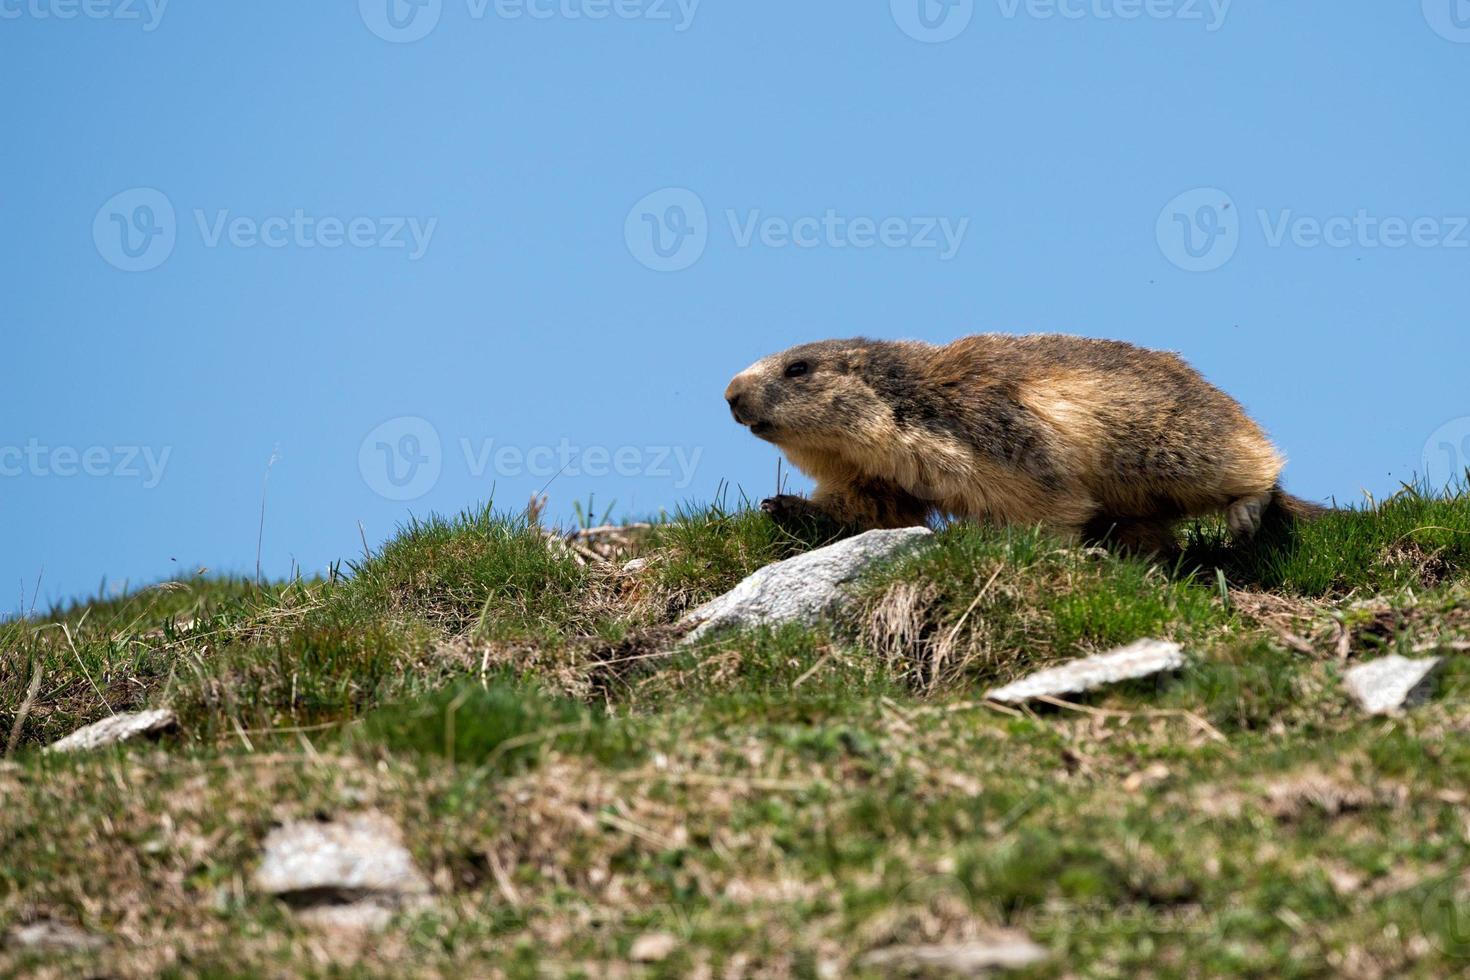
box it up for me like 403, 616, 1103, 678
4, 489, 1470, 977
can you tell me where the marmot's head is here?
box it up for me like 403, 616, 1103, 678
724, 339, 894, 451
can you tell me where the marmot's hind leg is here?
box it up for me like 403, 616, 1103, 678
1084, 515, 1180, 559
1226, 490, 1274, 539
1253, 485, 1330, 540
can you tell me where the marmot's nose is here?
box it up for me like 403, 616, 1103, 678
725, 379, 751, 424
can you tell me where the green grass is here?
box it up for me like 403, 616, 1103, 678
171, 616, 445, 738
854, 523, 1236, 689
4, 489, 1470, 977
335, 503, 595, 638
643, 493, 838, 612
0, 576, 320, 745
356, 678, 642, 772
1183, 482, 1470, 595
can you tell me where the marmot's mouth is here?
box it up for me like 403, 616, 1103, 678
748, 421, 777, 440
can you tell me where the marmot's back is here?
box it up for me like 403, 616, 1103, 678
938, 334, 1282, 516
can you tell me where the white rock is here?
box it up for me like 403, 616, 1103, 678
986, 639, 1185, 704
254, 812, 430, 904
629, 932, 679, 962
44, 708, 177, 754
1343, 655, 1443, 715
622, 557, 650, 574
860, 934, 1049, 974
9, 920, 106, 952
680, 527, 933, 643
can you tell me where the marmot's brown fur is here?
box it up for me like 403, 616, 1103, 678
724, 334, 1324, 553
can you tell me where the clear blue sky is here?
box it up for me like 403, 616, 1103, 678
3, 1, 1468, 614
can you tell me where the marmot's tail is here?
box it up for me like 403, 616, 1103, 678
1261, 484, 1330, 536
1273, 486, 1329, 521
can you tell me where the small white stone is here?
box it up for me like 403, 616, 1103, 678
622, 557, 650, 574
255, 812, 430, 900
860, 933, 1049, 973
44, 708, 177, 754
986, 639, 1186, 704
1343, 655, 1443, 715
680, 527, 933, 643
9, 920, 106, 952
629, 932, 679, 962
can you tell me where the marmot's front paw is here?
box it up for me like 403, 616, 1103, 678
761, 494, 816, 520
760, 495, 852, 539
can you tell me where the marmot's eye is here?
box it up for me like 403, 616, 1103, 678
784, 361, 810, 379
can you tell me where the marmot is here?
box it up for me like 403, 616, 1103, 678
724, 334, 1324, 553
